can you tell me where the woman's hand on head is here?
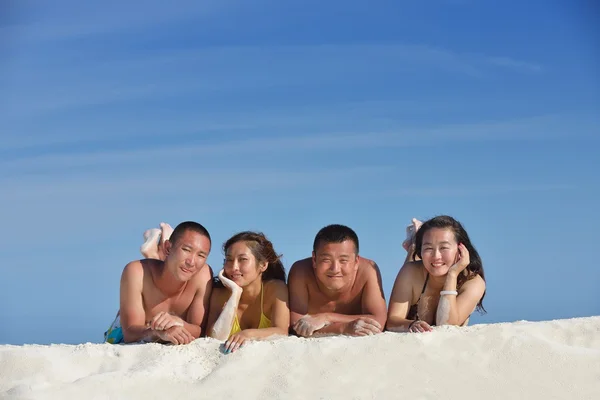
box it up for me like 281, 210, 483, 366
409, 320, 433, 333
224, 331, 251, 353
218, 269, 242, 295
448, 243, 470, 275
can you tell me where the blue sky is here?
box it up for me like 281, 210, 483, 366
1, 0, 598, 345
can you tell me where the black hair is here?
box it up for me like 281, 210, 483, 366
414, 215, 486, 313
313, 224, 359, 254
169, 221, 211, 247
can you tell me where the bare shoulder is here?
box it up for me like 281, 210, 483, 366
357, 256, 382, 281
122, 259, 156, 280
210, 286, 230, 304
460, 274, 486, 294
264, 279, 289, 298
122, 259, 143, 275
189, 264, 214, 288
288, 257, 312, 281
398, 260, 423, 278
121, 259, 162, 296
358, 256, 379, 272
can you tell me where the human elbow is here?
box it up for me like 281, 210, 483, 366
122, 328, 140, 344
376, 314, 388, 329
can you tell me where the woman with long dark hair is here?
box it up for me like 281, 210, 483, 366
387, 215, 486, 333
207, 231, 289, 352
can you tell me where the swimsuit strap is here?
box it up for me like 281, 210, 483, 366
414, 273, 429, 321
420, 273, 429, 295
260, 281, 264, 315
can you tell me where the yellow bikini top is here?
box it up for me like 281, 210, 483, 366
229, 282, 272, 337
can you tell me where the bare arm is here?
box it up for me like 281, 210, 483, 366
208, 289, 241, 340
207, 270, 245, 340
288, 261, 310, 327
183, 265, 213, 338
360, 261, 387, 327
436, 273, 485, 326
119, 261, 159, 343
386, 262, 419, 332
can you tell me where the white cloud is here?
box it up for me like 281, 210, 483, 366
487, 57, 543, 73
1, 43, 547, 121
2, 113, 594, 174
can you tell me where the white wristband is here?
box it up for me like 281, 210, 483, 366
440, 290, 458, 296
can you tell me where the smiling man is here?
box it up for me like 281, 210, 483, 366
105, 221, 213, 345
288, 224, 387, 337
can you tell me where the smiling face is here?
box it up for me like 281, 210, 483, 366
420, 228, 459, 277
223, 241, 267, 287
164, 229, 211, 281
312, 240, 359, 292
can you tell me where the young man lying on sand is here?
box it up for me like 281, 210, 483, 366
105, 221, 213, 345
288, 224, 387, 337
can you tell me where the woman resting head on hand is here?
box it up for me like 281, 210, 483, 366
207, 231, 290, 353
387, 215, 486, 333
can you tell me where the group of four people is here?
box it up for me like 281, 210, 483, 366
104, 215, 487, 353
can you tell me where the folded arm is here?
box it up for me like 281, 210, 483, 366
119, 261, 160, 343
386, 262, 420, 332
182, 265, 213, 338
436, 273, 485, 326
208, 289, 241, 340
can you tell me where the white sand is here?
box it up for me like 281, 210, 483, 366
1, 317, 599, 400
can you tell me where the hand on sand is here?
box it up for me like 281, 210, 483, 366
224, 331, 251, 354
155, 325, 194, 345
218, 270, 242, 297
293, 314, 329, 337
402, 218, 423, 251
344, 317, 382, 336
409, 320, 433, 333
448, 243, 470, 275
149, 311, 184, 331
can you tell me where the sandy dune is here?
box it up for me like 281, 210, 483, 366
2, 317, 599, 400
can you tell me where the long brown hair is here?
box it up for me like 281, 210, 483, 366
414, 215, 486, 313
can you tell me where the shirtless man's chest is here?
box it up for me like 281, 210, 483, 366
141, 269, 198, 321
306, 279, 364, 314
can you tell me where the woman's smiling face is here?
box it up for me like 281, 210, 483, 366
420, 228, 459, 277
223, 241, 266, 287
